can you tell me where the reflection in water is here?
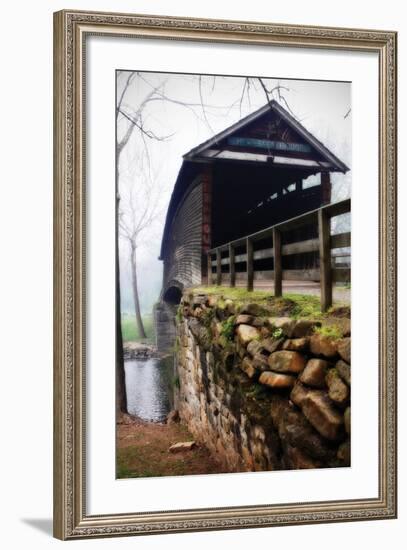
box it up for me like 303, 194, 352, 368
124, 355, 174, 422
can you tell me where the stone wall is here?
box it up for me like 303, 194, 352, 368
175, 291, 351, 472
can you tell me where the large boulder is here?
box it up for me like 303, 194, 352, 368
252, 352, 270, 372
301, 392, 344, 440
290, 381, 310, 408
239, 356, 257, 379
337, 337, 351, 364
267, 317, 296, 337
236, 324, 260, 346
292, 320, 321, 337
336, 359, 351, 386
325, 368, 349, 405
268, 350, 306, 374
262, 337, 284, 354
282, 337, 309, 352
299, 358, 329, 388
235, 314, 254, 326
247, 339, 264, 357
259, 371, 296, 389
309, 334, 338, 358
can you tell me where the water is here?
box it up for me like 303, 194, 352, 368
124, 355, 174, 422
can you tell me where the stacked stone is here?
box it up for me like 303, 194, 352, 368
175, 292, 351, 473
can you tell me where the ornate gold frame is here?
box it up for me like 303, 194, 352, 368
53, 9, 397, 540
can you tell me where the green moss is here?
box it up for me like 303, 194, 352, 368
201, 306, 215, 328
271, 327, 284, 339
220, 315, 236, 341
314, 324, 343, 339
175, 305, 183, 323
186, 287, 350, 324
190, 287, 324, 318
216, 298, 227, 309
285, 293, 323, 320
191, 286, 272, 302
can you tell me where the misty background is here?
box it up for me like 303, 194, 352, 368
117, 72, 351, 318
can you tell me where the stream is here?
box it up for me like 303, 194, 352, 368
124, 355, 174, 423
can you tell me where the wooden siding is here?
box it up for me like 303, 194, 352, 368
163, 181, 203, 292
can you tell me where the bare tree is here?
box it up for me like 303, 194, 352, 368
119, 175, 162, 339
115, 71, 297, 413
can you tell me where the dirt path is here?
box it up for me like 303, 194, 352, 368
117, 413, 226, 478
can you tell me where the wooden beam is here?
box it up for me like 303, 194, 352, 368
246, 238, 254, 291
331, 232, 351, 249
229, 244, 236, 287
283, 238, 318, 256
216, 249, 222, 286
321, 171, 331, 205
218, 234, 349, 266
272, 228, 282, 297
234, 269, 318, 282
324, 198, 351, 218
207, 199, 351, 257
318, 209, 332, 311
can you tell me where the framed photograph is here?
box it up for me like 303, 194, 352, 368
53, 9, 397, 540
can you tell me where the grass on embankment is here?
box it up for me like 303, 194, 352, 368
121, 314, 155, 342
190, 286, 350, 323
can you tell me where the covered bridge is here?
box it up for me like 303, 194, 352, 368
155, 100, 349, 350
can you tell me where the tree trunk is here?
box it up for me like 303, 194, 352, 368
130, 243, 147, 339
116, 196, 127, 415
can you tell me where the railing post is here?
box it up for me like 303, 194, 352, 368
216, 248, 222, 286
318, 208, 332, 311
207, 252, 212, 285
272, 228, 282, 297
246, 238, 254, 291
229, 243, 235, 287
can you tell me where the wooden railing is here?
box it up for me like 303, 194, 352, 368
207, 198, 350, 311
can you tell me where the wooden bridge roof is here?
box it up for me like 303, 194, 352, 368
184, 100, 349, 173
159, 100, 349, 260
